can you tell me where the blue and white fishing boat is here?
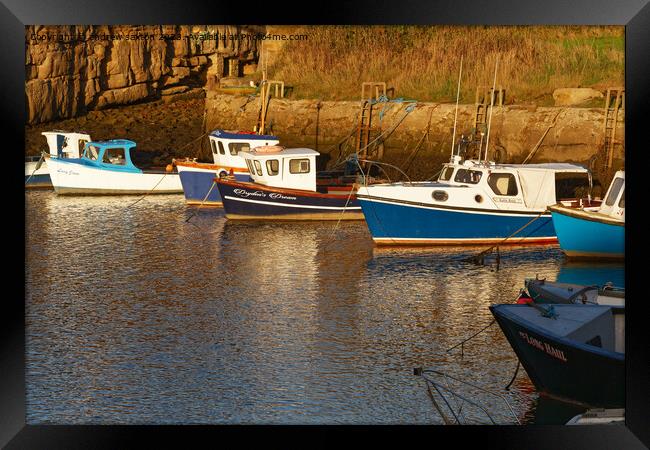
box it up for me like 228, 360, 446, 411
356, 155, 594, 245
491, 302, 624, 408
216, 146, 365, 220
46, 139, 183, 195
174, 130, 280, 206
549, 171, 624, 259
25, 131, 91, 188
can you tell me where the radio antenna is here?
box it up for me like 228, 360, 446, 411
450, 56, 463, 160
484, 55, 499, 163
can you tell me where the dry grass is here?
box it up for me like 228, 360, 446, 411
267, 25, 624, 103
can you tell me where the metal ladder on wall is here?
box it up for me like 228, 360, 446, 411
603, 87, 625, 174
356, 82, 386, 159
472, 86, 504, 158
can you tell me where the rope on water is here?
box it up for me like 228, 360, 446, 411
185, 180, 218, 224
465, 209, 549, 265
127, 172, 169, 208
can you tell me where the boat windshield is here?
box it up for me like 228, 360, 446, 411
555, 172, 591, 199
85, 145, 100, 161
439, 165, 454, 181
605, 177, 624, 206
454, 169, 482, 184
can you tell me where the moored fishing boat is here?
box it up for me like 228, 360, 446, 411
25, 131, 91, 188
549, 170, 624, 259
216, 146, 365, 220
174, 130, 280, 206
357, 155, 595, 245
523, 277, 624, 306
490, 303, 624, 408
46, 139, 183, 195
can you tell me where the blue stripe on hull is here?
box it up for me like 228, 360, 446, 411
358, 198, 555, 242
217, 181, 362, 219
551, 211, 624, 258
25, 174, 52, 188
179, 170, 250, 205
491, 305, 624, 407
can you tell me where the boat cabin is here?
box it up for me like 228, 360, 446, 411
42, 131, 91, 159
79, 139, 143, 173
436, 157, 593, 211
239, 147, 319, 191
208, 130, 279, 169
598, 171, 625, 220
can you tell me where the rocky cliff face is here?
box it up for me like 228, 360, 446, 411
25, 25, 263, 124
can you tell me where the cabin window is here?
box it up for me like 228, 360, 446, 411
454, 169, 482, 184
253, 160, 263, 176
78, 140, 88, 154
555, 172, 590, 199
85, 145, 100, 161
605, 177, 624, 206
618, 190, 625, 208
266, 159, 279, 176
229, 142, 250, 156
488, 173, 518, 196
218, 141, 226, 155
289, 158, 310, 174
245, 159, 255, 174
439, 166, 454, 181
210, 140, 217, 154
102, 147, 127, 165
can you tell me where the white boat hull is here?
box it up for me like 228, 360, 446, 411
47, 157, 183, 195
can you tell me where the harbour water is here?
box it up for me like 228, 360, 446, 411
25, 191, 624, 425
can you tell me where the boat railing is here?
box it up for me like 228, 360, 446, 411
414, 367, 521, 425
356, 158, 412, 186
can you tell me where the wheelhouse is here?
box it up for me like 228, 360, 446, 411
239, 147, 319, 191
42, 131, 91, 159
435, 158, 592, 210
599, 171, 625, 220
80, 139, 142, 173
208, 130, 279, 169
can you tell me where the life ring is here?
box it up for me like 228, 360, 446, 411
254, 145, 284, 154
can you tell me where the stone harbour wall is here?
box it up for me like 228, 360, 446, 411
25, 25, 264, 124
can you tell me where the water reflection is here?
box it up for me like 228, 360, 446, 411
25, 191, 623, 424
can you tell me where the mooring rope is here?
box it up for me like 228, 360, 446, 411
127, 172, 169, 208
185, 179, 218, 224
24, 153, 46, 186
465, 208, 549, 265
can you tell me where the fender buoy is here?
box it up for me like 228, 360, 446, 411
516, 292, 533, 304
165, 164, 174, 173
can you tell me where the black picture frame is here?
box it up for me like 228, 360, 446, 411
5, 0, 649, 447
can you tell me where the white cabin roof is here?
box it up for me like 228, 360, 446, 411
493, 163, 590, 173
242, 147, 319, 159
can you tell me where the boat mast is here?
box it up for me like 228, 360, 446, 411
484, 55, 499, 163
450, 56, 463, 161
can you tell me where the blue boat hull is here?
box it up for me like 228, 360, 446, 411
216, 179, 364, 220
490, 305, 624, 408
357, 196, 557, 245
179, 169, 250, 206
25, 173, 52, 188
550, 208, 624, 259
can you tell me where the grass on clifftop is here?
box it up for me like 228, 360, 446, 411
267, 25, 624, 104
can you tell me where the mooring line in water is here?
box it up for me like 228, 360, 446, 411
184, 180, 218, 229
445, 291, 523, 356
504, 361, 521, 391
24, 152, 46, 186
465, 209, 548, 266
127, 172, 169, 208
321, 184, 358, 251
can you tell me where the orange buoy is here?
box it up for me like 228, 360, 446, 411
165, 164, 174, 173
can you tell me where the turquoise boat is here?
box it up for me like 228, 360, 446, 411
549, 171, 624, 259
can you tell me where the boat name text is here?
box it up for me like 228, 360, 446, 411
518, 331, 568, 362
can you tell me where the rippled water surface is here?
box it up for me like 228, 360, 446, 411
25, 191, 624, 424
